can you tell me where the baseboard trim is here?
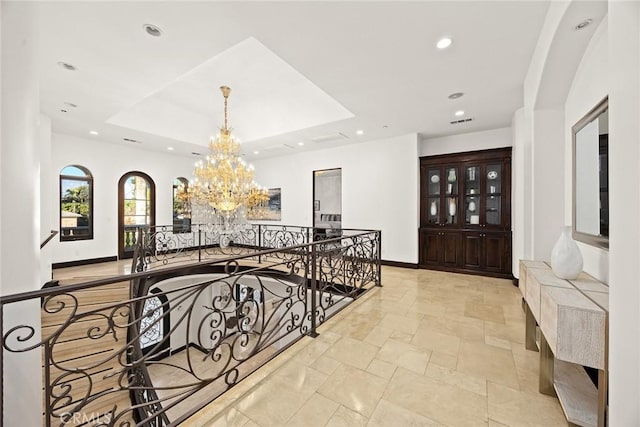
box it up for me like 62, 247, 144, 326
381, 260, 419, 269
512, 277, 519, 287
418, 264, 514, 280
53, 256, 118, 269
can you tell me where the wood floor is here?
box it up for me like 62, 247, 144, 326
43, 272, 134, 426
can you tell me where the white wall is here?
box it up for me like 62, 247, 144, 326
51, 134, 196, 263
511, 109, 526, 277
565, 18, 609, 282
608, 1, 640, 423
40, 115, 54, 284
531, 107, 565, 261
252, 134, 419, 264
520, 1, 640, 422
419, 127, 512, 157
0, 2, 42, 425
519, 1, 608, 276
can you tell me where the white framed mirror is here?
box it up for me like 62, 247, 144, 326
573, 97, 608, 249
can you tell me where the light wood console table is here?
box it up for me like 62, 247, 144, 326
519, 260, 608, 427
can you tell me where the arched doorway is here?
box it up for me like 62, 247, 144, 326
118, 171, 156, 259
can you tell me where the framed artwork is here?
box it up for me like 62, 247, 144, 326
248, 187, 281, 221
314, 200, 320, 211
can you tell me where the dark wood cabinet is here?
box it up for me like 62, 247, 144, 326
419, 147, 512, 278
420, 229, 462, 268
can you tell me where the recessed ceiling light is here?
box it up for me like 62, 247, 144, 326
167, 147, 174, 151
575, 19, 593, 30
356, 130, 364, 135
436, 37, 453, 49
253, 151, 260, 155
382, 125, 389, 128
89, 131, 99, 135
57, 61, 77, 71
142, 24, 162, 37
448, 92, 464, 99
143, 24, 163, 37
297, 142, 305, 146
455, 110, 465, 117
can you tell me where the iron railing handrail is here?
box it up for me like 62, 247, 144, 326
2, 225, 381, 427
39, 230, 59, 249
142, 222, 379, 234
0, 230, 375, 305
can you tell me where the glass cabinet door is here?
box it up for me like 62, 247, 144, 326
464, 165, 481, 226
444, 166, 459, 225
485, 163, 502, 226
426, 168, 441, 224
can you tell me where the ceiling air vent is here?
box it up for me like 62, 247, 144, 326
263, 144, 296, 153
311, 133, 350, 144
123, 138, 142, 143
450, 118, 473, 125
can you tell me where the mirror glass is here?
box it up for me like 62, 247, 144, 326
573, 98, 608, 249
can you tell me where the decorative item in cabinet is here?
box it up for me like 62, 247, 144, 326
467, 166, 476, 181
426, 167, 441, 225
485, 163, 502, 226
446, 167, 458, 194
466, 166, 480, 193
448, 197, 457, 218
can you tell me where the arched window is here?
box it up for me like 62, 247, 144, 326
139, 288, 170, 359
173, 177, 191, 233
60, 165, 93, 241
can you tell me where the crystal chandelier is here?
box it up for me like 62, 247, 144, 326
185, 86, 269, 234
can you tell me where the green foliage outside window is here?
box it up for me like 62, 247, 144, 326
61, 184, 90, 216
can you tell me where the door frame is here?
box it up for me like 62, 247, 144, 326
118, 171, 156, 259
312, 168, 342, 238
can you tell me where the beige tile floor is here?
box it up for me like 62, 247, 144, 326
182, 266, 567, 427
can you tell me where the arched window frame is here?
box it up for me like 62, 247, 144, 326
59, 165, 94, 241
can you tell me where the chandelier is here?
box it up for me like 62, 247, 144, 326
183, 86, 269, 235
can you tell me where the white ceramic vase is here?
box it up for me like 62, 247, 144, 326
550, 226, 583, 279
430, 201, 437, 216
448, 198, 456, 217
468, 200, 476, 212
447, 169, 456, 182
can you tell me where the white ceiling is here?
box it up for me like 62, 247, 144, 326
37, 1, 551, 160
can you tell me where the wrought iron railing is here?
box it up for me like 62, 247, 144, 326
132, 224, 377, 270
1, 225, 381, 426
